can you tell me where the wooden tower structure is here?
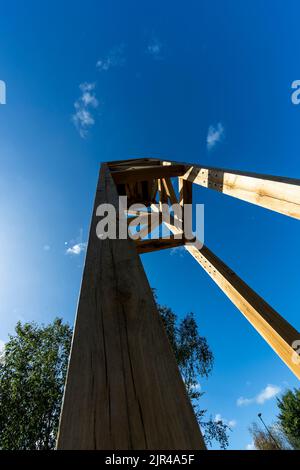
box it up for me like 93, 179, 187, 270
57, 157, 300, 450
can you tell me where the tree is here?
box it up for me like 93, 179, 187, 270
0, 300, 229, 449
0, 318, 72, 450
277, 388, 300, 449
158, 302, 229, 449
248, 422, 291, 450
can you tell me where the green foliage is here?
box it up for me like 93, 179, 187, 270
158, 303, 229, 449
248, 388, 300, 450
277, 388, 300, 449
0, 298, 229, 450
0, 318, 72, 450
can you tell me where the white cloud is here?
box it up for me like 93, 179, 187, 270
0, 339, 5, 352
170, 246, 186, 257
214, 413, 237, 429
207, 122, 224, 150
228, 419, 237, 428
147, 35, 163, 60
256, 384, 281, 404
246, 442, 255, 450
96, 44, 126, 71
237, 384, 281, 407
72, 82, 99, 138
236, 397, 253, 406
66, 242, 87, 256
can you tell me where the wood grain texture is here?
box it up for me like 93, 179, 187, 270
179, 177, 192, 208
185, 244, 300, 379
136, 236, 185, 254
179, 164, 300, 219
112, 165, 185, 184
162, 178, 178, 206
166, 220, 300, 379
56, 164, 205, 450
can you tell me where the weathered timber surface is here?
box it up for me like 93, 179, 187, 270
56, 164, 205, 450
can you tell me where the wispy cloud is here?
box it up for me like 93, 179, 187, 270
96, 44, 126, 71
43, 244, 51, 251
66, 242, 87, 256
0, 339, 5, 352
237, 397, 253, 406
207, 122, 224, 150
246, 442, 255, 450
214, 413, 237, 429
72, 82, 99, 138
170, 246, 186, 257
237, 384, 281, 407
147, 34, 163, 60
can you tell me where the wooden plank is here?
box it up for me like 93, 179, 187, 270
136, 236, 185, 254
127, 213, 150, 226
108, 157, 160, 166
185, 243, 300, 379
149, 180, 158, 203
162, 178, 178, 205
179, 177, 192, 207
126, 210, 149, 217
157, 179, 168, 212
57, 164, 205, 450
110, 162, 162, 170
175, 163, 300, 220
165, 221, 300, 379
157, 179, 163, 212
125, 183, 135, 200
129, 214, 161, 240
112, 164, 185, 184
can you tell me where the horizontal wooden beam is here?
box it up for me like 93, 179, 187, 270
136, 236, 185, 254
111, 162, 162, 171
178, 164, 300, 220
112, 165, 185, 184
112, 157, 300, 219
108, 157, 160, 166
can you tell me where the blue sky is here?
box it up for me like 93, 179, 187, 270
0, 0, 300, 450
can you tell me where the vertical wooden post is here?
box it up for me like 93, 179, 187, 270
179, 177, 192, 207
56, 164, 205, 450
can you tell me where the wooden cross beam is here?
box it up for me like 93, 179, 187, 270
186, 243, 300, 379
164, 160, 300, 220
186, 244, 300, 379
111, 164, 185, 184
136, 236, 185, 254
